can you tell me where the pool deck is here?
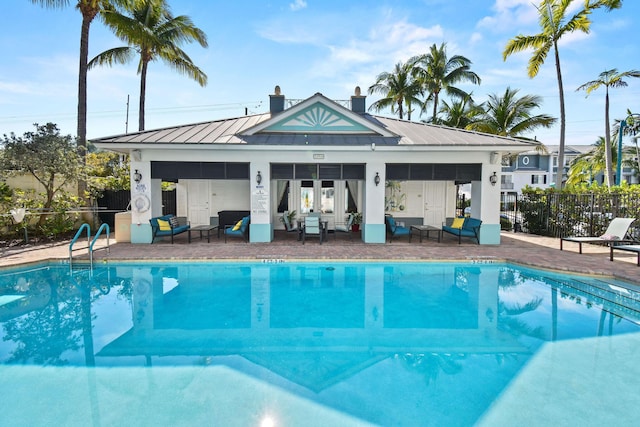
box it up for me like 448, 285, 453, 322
2, 231, 639, 285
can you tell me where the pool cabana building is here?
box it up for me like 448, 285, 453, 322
93, 86, 538, 245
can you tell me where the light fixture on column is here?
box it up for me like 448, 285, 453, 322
133, 169, 142, 184
256, 171, 262, 185
489, 172, 497, 186
490, 151, 500, 164
374, 172, 381, 186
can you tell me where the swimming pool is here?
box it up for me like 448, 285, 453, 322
1, 261, 639, 426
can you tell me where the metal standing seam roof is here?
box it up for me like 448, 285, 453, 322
91, 111, 539, 149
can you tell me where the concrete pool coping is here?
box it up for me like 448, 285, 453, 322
2, 231, 639, 287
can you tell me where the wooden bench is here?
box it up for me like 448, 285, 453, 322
149, 214, 190, 243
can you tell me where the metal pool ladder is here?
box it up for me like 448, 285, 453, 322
69, 223, 110, 270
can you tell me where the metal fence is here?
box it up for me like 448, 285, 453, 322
97, 190, 176, 227
502, 192, 640, 240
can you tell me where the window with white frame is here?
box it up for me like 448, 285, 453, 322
531, 174, 547, 185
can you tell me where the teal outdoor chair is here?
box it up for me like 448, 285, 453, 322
224, 216, 250, 243
385, 216, 410, 242
302, 216, 322, 244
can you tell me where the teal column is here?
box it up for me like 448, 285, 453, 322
479, 224, 500, 245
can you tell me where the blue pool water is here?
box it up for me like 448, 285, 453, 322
1, 261, 640, 426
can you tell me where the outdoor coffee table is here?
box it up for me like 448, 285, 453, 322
188, 225, 217, 243
409, 225, 442, 243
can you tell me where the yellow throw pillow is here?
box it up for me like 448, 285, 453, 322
451, 218, 465, 229
157, 219, 171, 231
232, 219, 243, 231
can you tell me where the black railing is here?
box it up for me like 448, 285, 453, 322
510, 192, 640, 240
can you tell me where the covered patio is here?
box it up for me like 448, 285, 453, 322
93, 87, 539, 245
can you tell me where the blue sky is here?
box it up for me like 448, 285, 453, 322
1, 0, 639, 146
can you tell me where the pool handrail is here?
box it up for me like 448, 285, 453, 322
69, 223, 90, 269
89, 223, 110, 269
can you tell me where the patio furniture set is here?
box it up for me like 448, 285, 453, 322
149, 213, 639, 265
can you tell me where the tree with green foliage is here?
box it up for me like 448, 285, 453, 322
437, 94, 483, 129
576, 69, 640, 187
466, 87, 556, 140
1, 123, 85, 226
410, 42, 481, 123
566, 136, 636, 186
368, 61, 422, 120
86, 151, 131, 192
503, 0, 622, 189
29, 0, 138, 197
89, 0, 208, 131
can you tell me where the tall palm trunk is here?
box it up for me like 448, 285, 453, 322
138, 60, 149, 131
77, 12, 94, 199
431, 92, 439, 122
603, 88, 614, 186
553, 42, 566, 189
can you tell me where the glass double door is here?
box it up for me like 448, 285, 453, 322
300, 180, 335, 215
274, 180, 360, 229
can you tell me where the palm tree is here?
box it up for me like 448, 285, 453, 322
566, 136, 636, 186
90, 0, 208, 131
466, 87, 556, 140
368, 61, 422, 120
576, 69, 640, 187
437, 94, 483, 129
410, 43, 481, 123
29, 0, 136, 198
503, 0, 622, 189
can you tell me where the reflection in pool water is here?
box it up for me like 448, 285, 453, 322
1, 262, 639, 426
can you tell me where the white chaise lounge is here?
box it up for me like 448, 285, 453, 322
560, 217, 636, 254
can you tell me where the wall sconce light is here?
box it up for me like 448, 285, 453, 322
256, 171, 262, 185
490, 151, 500, 164
374, 172, 381, 186
371, 142, 376, 151
485, 307, 494, 323
489, 172, 497, 186
133, 169, 142, 184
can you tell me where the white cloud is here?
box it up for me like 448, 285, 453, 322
477, 0, 538, 33
470, 32, 483, 45
289, 0, 307, 12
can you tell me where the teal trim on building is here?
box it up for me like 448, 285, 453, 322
250, 223, 273, 243
363, 223, 386, 244
479, 224, 500, 245
131, 224, 153, 244
264, 102, 372, 133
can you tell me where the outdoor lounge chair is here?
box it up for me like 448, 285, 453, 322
224, 215, 250, 243
609, 244, 640, 266
149, 214, 190, 244
282, 211, 298, 234
302, 216, 322, 244
385, 216, 410, 242
560, 217, 636, 254
334, 213, 355, 240
442, 217, 482, 244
